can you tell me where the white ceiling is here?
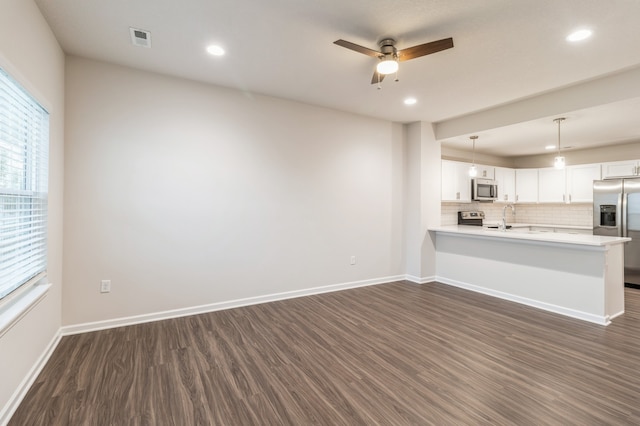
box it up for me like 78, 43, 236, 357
35, 0, 640, 157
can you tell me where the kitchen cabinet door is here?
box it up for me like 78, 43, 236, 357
476, 164, 495, 179
538, 167, 566, 203
515, 169, 538, 203
601, 160, 639, 179
494, 167, 516, 203
566, 163, 601, 203
441, 160, 471, 202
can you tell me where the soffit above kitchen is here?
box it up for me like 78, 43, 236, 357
36, 0, 640, 156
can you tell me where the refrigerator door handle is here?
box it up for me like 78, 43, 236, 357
622, 193, 628, 237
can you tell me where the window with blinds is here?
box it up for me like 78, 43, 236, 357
0, 68, 49, 300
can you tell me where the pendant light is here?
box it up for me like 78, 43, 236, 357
553, 117, 566, 170
468, 135, 478, 177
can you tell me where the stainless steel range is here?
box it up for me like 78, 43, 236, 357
458, 211, 485, 226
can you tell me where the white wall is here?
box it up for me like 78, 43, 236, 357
63, 57, 406, 326
403, 123, 423, 278
420, 123, 441, 280
442, 140, 640, 169
441, 146, 515, 168
434, 232, 617, 325
512, 140, 640, 168
0, 0, 64, 421
403, 122, 440, 282
435, 66, 640, 140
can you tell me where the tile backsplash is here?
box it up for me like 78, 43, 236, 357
442, 202, 593, 227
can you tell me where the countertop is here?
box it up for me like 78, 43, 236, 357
481, 222, 592, 231
429, 225, 631, 247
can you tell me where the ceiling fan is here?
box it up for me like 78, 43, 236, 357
334, 37, 454, 84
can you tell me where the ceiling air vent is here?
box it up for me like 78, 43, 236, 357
129, 27, 151, 48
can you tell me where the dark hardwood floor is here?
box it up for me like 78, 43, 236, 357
10, 281, 640, 425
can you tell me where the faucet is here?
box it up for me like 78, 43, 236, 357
502, 204, 515, 231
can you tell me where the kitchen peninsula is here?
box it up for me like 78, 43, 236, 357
429, 225, 631, 325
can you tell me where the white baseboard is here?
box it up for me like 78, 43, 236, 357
61, 275, 408, 335
0, 330, 62, 426
608, 309, 625, 321
435, 276, 610, 326
404, 275, 435, 284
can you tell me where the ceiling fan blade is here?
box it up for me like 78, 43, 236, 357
371, 70, 386, 85
334, 39, 381, 58
398, 37, 454, 62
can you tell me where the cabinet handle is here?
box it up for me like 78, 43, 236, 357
505, 194, 508, 201
516, 195, 519, 202
563, 194, 565, 202
569, 194, 572, 203
456, 192, 460, 200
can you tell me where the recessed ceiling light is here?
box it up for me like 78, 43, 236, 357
206, 45, 225, 56
545, 145, 556, 150
566, 29, 592, 42
404, 97, 417, 105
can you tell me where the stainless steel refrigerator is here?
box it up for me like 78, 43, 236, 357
593, 178, 640, 286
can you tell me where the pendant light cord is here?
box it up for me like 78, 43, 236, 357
557, 118, 561, 154
472, 139, 476, 164
554, 117, 565, 153
470, 135, 478, 166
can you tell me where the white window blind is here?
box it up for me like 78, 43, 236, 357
0, 68, 49, 299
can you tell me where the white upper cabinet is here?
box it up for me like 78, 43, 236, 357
538, 167, 566, 203
440, 160, 613, 204
566, 163, 601, 203
515, 169, 538, 203
494, 167, 516, 203
475, 164, 495, 179
601, 160, 640, 179
442, 160, 471, 202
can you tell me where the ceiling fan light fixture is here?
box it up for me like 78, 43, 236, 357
333, 36, 453, 85
376, 58, 398, 75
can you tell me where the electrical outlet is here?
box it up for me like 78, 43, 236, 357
350, 256, 356, 265
100, 280, 111, 293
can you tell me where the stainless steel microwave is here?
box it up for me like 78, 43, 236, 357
472, 178, 498, 201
